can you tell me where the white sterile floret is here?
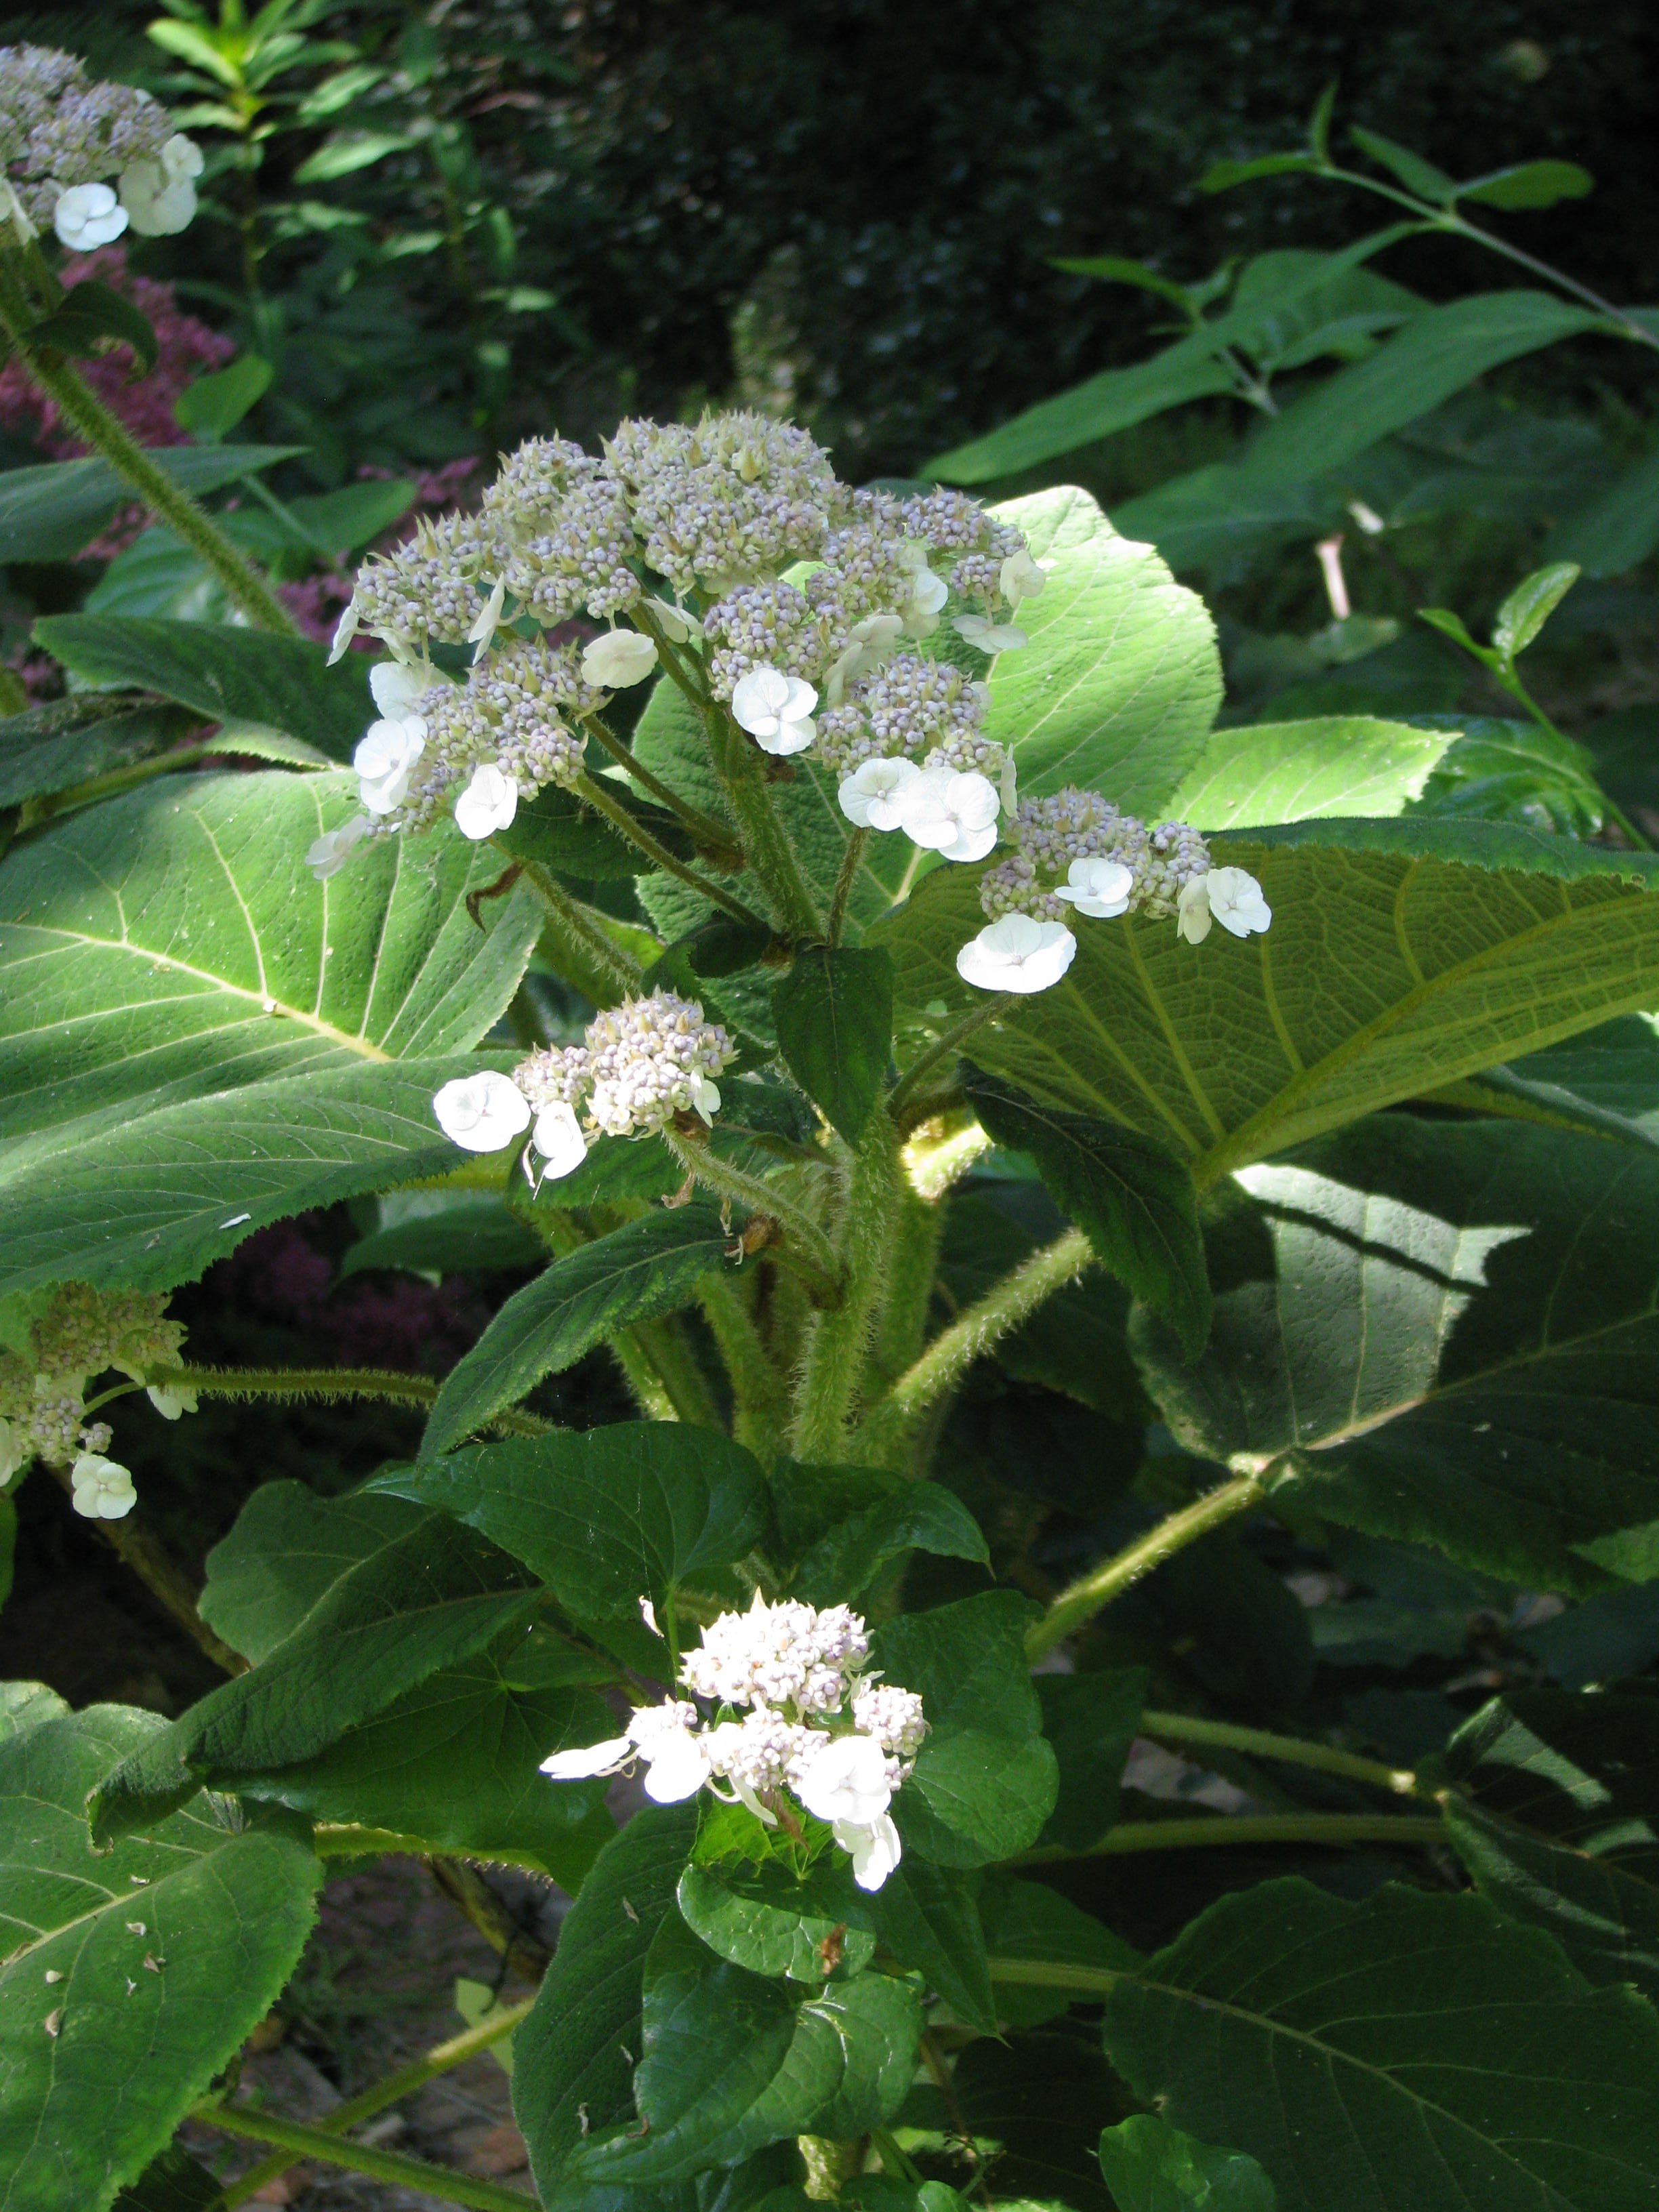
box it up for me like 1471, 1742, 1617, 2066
838, 756, 921, 831
146, 1380, 198, 1420
54, 180, 125, 249
895, 766, 1000, 863
306, 815, 369, 880
953, 613, 1028, 655
354, 714, 427, 816
1053, 857, 1135, 920
581, 629, 659, 689
824, 613, 904, 704
453, 760, 518, 839
537, 1732, 632, 1782
836, 1811, 903, 1891
643, 596, 695, 642
957, 914, 1078, 994
901, 562, 948, 638
70, 1453, 136, 1521
327, 601, 361, 664
731, 665, 818, 756
1204, 865, 1272, 939
1000, 548, 1048, 607
794, 1730, 893, 1826
466, 576, 508, 657
119, 131, 201, 235
628, 1701, 713, 1803
679, 1592, 869, 1715
432, 1070, 533, 1152
531, 1101, 588, 1179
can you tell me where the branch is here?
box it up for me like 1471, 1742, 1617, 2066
45, 1463, 247, 1676
1138, 1711, 1426, 1799
573, 770, 768, 929
511, 853, 644, 1001
661, 1128, 844, 1307
887, 1001, 1002, 1126
194, 2102, 533, 2212
1018, 1811, 1448, 1864
580, 709, 743, 862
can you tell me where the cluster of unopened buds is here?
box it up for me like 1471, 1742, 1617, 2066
431, 988, 736, 1178
305, 405, 1270, 990
540, 1593, 927, 1891
1, 45, 202, 249
0, 1284, 194, 1521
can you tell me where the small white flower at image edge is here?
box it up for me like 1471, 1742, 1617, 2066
957, 914, 1078, 994
731, 665, 818, 756
453, 761, 518, 839
433, 1070, 533, 1152
581, 629, 659, 689
531, 1101, 588, 1179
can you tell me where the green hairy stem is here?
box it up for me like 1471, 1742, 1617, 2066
1137, 1711, 1427, 1799
196, 2103, 533, 2212
699, 1272, 791, 1455
510, 855, 645, 1001
574, 769, 769, 928
1019, 1811, 1448, 1864
662, 1128, 845, 1305
790, 1120, 902, 1460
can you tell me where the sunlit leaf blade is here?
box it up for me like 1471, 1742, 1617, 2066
1134, 1115, 1659, 1592
1168, 715, 1456, 827
417, 1209, 734, 1458
1098, 2115, 1277, 2211
676, 1858, 877, 1984
0, 1705, 320, 2212
876, 824, 1659, 1185
1101, 1875, 1659, 2212
985, 487, 1221, 814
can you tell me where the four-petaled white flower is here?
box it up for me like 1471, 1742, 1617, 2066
953, 613, 1028, 655
836, 1809, 903, 1891
838, 756, 922, 831
432, 1070, 533, 1152
792, 1732, 904, 1892
454, 760, 518, 838
146, 1380, 199, 1421
354, 708, 427, 817
687, 1071, 721, 1124
539, 1701, 711, 1804
306, 815, 369, 880
731, 666, 818, 756
531, 1101, 588, 1179
1176, 865, 1271, 945
957, 913, 1078, 994
582, 629, 659, 689
70, 1453, 136, 1521
643, 596, 695, 642
824, 614, 903, 703
1054, 857, 1135, 919
895, 766, 1000, 863
120, 133, 203, 236
1000, 548, 1048, 607
54, 182, 127, 251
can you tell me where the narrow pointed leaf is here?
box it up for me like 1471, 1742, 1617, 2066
772, 945, 893, 1141
1445, 1797, 1659, 2007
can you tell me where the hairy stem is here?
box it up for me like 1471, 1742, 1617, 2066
662, 1128, 844, 1306
1027, 1471, 1270, 1659
148, 1363, 546, 1438
511, 853, 644, 1002
581, 710, 742, 861
791, 1122, 901, 1459
868, 1187, 945, 1391
701, 700, 825, 939
699, 1273, 790, 1456
426, 1858, 552, 1980
196, 2104, 533, 2212
887, 1002, 1002, 1126
853, 1227, 1092, 1466
1138, 1711, 1427, 1799
0, 279, 298, 636
221, 1998, 535, 2208
45, 1464, 247, 1675
1017, 1811, 1448, 1865
574, 771, 767, 927
827, 827, 867, 946
632, 1313, 723, 1429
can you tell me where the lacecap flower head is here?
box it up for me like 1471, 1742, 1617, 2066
1, 44, 201, 243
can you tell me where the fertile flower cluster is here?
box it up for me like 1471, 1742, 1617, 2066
1, 45, 201, 247
431, 990, 737, 1179
540, 1593, 928, 1891
0, 1284, 194, 1520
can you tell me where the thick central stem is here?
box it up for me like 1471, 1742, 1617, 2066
790, 1118, 901, 1460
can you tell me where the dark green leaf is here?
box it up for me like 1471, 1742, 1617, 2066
199, 1480, 426, 1663
771, 947, 893, 1142
1408, 714, 1604, 837
417, 1209, 732, 1458
0, 1705, 320, 2212
1492, 563, 1580, 663
1101, 1875, 1659, 2212
340, 1188, 546, 1277
112, 2147, 228, 2212
871, 1592, 1057, 1865
377, 1422, 769, 1625
1458, 161, 1594, 211
864, 1857, 997, 2032
1348, 127, 1457, 203
1134, 1115, 1659, 1593
676, 1857, 877, 1983
172, 354, 274, 441
1037, 1668, 1147, 1851
28, 279, 159, 374
966, 1071, 1210, 1356
1054, 255, 1198, 312
1445, 1797, 1659, 2007
567, 1917, 922, 2184
514, 1803, 698, 2202
1099, 2116, 1277, 2211
90, 1517, 537, 1840
0, 1681, 68, 1743
1200, 155, 1327, 192
768, 1460, 989, 1605
0, 446, 302, 564
954, 2031, 1125, 2209
1440, 1689, 1659, 1869
35, 614, 374, 762
926, 347, 1237, 483
1547, 449, 1659, 576
981, 1875, 1144, 2029
495, 779, 647, 878
0, 696, 200, 809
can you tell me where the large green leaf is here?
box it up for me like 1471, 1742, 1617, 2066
1233, 293, 1605, 491
0, 1704, 320, 2212
514, 1802, 698, 2203
377, 1422, 769, 1625
966, 1070, 1210, 1356
565, 1917, 921, 2184
767, 1460, 989, 1605
864, 1858, 997, 2032
36, 613, 375, 762
1101, 1875, 1659, 2212
1134, 1115, 1659, 1592
1036, 1667, 1147, 1851
1445, 1798, 1659, 2008
1441, 1689, 1659, 1870
1098, 2117, 1277, 2211
0, 697, 197, 809
417, 1208, 733, 1458
771, 946, 893, 1142
876, 823, 1659, 1187
0, 445, 302, 563
981, 1875, 1143, 2030
983, 487, 1220, 814
1168, 716, 1456, 828
870, 1591, 1057, 1866
199, 1481, 426, 1662
676, 1856, 878, 1984
0, 769, 539, 1292
90, 1517, 537, 1840
1439, 1015, 1659, 1155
